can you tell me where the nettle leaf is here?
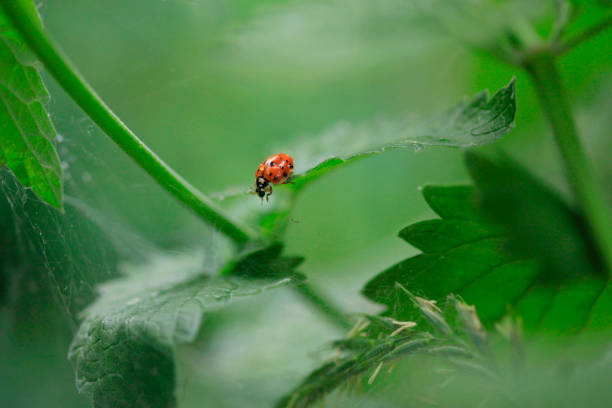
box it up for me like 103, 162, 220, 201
363, 153, 608, 335
466, 153, 609, 335
276, 293, 497, 408
285, 78, 516, 191
69, 245, 304, 408
0, 168, 118, 335
465, 152, 603, 281
276, 333, 436, 408
0, 5, 63, 208
210, 79, 515, 221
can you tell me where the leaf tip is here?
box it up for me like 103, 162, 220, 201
507, 76, 517, 99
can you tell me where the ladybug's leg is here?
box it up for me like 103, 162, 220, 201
264, 184, 273, 201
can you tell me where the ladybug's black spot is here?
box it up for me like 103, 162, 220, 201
280, 165, 284, 169
283, 172, 288, 177
274, 176, 279, 180
289, 164, 294, 169
270, 162, 275, 167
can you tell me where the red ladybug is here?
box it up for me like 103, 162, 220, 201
254, 153, 294, 200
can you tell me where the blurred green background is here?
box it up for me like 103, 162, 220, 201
1, 0, 611, 407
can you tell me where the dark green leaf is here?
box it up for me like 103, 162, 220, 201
466, 152, 603, 279
362, 153, 607, 334
69, 245, 303, 408
363, 184, 537, 325
0, 6, 62, 208
223, 242, 304, 279
466, 153, 608, 335
287, 79, 516, 191
0, 168, 118, 334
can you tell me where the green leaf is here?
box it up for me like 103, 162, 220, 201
0, 6, 62, 208
0, 169, 118, 333
221, 242, 304, 279
69, 245, 304, 408
362, 185, 536, 326
362, 153, 607, 334
466, 153, 609, 335
286, 78, 516, 191
276, 293, 494, 408
275, 333, 435, 408
465, 152, 603, 281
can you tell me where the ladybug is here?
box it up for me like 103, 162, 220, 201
254, 153, 294, 200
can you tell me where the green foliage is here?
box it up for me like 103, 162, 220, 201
68, 245, 304, 408
465, 152, 602, 280
221, 242, 304, 278
276, 290, 499, 408
288, 79, 516, 191
363, 182, 535, 326
0, 5, 62, 208
0, 169, 117, 331
281, 288, 612, 408
0, 1, 611, 407
363, 153, 608, 334
276, 332, 435, 408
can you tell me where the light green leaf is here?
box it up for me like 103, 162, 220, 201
287, 79, 516, 191
276, 294, 494, 408
69, 245, 304, 408
413, 0, 552, 47
276, 333, 435, 408
362, 153, 607, 334
0, 6, 62, 208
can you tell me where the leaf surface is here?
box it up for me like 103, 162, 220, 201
287, 79, 516, 190
276, 293, 493, 408
362, 153, 608, 334
0, 6, 62, 208
69, 245, 303, 408
210, 79, 516, 209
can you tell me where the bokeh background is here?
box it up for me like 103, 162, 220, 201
1, 0, 611, 407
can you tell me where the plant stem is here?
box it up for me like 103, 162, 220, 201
294, 282, 353, 330
3, 0, 353, 332
550, 0, 571, 43
557, 15, 612, 55
524, 51, 612, 274
1, 0, 255, 245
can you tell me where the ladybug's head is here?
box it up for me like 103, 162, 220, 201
256, 176, 268, 189
255, 177, 268, 198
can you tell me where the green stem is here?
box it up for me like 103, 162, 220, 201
3, 1, 351, 330
557, 15, 612, 55
524, 51, 612, 274
550, 0, 571, 43
1, 0, 255, 245
294, 282, 352, 330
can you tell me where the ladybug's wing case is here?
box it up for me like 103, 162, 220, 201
263, 154, 281, 167
255, 163, 266, 178
277, 154, 294, 178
